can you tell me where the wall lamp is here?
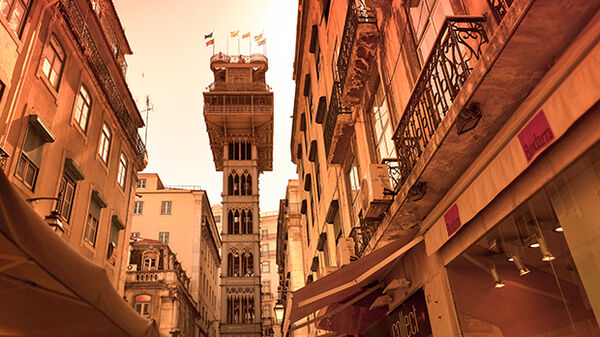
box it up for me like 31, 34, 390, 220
27, 193, 64, 236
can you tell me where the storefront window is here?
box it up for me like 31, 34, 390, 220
447, 146, 600, 336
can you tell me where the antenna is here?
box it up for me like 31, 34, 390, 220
140, 95, 154, 146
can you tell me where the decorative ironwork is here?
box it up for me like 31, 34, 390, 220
392, 16, 488, 187
323, 81, 351, 157
58, 0, 146, 160
349, 218, 378, 258
337, 0, 376, 91
382, 158, 408, 193
0, 146, 8, 171
486, 0, 514, 24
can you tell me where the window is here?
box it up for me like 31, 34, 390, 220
57, 172, 76, 222
136, 179, 146, 188
15, 125, 46, 190
131, 232, 140, 238
106, 220, 122, 265
261, 261, 270, 273
368, 82, 396, 162
84, 198, 102, 247
159, 231, 169, 244
0, 0, 31, 36
228, 141, 252, 160
263, 304, 272, 318
322, 0, 331, 23
98, 123, 111, 164
262, 280, 271, 294
261, 229, 268, 239
73, 85, 91, 132
408, 0, 453, 64
349, 160, 360, 205
161, 200, 172, 215
261, 244, 269, 257
134, 294, 151, 318
41, 35, 65, 89
117, 152, 128, 190
143, 256, 157, 270
133, 201, 143, 215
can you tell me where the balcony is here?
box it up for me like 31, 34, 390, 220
368, 0, 600, 250
349, 219, 378, 258
0, 146, 8, 171
392, 16, 488, 187
486, 0, 514, 24
337, 1, 378, 106
323, 82, 353, 164
208, 82, 269, 92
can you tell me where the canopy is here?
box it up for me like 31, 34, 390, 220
0, 171, 164, 337
289, 234, 423, 325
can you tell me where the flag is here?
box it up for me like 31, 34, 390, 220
206, 39, 214, 46
204, 32, 213, 39
230, 30, 239, 38
257, 38, 266, 46
254, 33, 263, 42
242, 32, 250, 39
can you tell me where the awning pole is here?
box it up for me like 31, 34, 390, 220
290, 283, 383, 332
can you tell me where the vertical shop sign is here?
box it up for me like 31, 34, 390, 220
444, 203, 461, 237
518, 110, 554, 162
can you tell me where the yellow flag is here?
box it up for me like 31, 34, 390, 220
254, 33, 263, 42
230, 30, 239, 38
242, 32, 250, 39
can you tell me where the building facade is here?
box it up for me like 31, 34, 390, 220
125, 240, 201, 337
131, 173, 221, 337
0, 0, 146, 291
203, 52, 274, 337
288, 0, 600, 336
259, 210, 282, 337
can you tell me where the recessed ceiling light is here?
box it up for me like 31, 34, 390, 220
529, 242, 540, 248
553, 227, 563, 233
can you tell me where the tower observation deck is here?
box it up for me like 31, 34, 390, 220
203, 53, 273, 337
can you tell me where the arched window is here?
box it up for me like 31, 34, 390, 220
240, 174, 247, 195
228, 250, 241, 277
227, 210, 234, 234
240, 211, 247, 234
42, 35, 65, 89
233, 210, 240, 234
234, 174, 240, 195
227, 292, 255, 323
246, 210, 253, 234
242, 251, 254, 276
228, 174, 234, 195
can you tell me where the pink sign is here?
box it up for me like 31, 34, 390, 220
444, 203, 461, 237
518, 110, 554, 162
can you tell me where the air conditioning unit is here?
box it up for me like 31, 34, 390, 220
336, 237, 355, 267
127, 264, 138, 271
359, 164, 393, 219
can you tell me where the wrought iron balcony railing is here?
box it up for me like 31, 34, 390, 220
0, 146, 8, 171
349, 218, 378, 258
381, 158, 408, 193
59, 0, 146, 161
323, 81, 352, 162
337, 0, 377, 106
392, 16, 488, 187
486, 0, 514, 24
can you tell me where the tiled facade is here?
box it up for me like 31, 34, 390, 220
0, 0, 146, 291
286, 0, 600, 336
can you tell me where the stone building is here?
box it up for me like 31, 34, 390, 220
131, 173, 221, 337
0, 0, 146, 291
287, 0, 600, 336
125, 239, 201, 337
203, 52, 274, 337
259, 210, 281, 337
275, 180, 308, 337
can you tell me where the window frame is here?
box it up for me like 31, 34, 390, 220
407, 0, 454, 66
41, 35, 66, 89
136, 178, 147, 189
73, 84, 92, 133
0, 0, 32, 37
98, 123, 112, 164
134, 294, 152, 318
261, 261, 270, 273
117, 152, 128, 190
133, 201, 143, 215
158, 231, 169, 244
57, 172, 76, 222
367, 81, 396, 163
160, 200, 172, 215
84, 205, 100, 247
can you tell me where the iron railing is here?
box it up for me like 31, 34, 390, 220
349, 218, 378, 258
337, 0, 377, 89
59, 0, 146, 161
486, 0, 514, 23
0, 146, 8, 171
323, 81, 351, 156
392, 16, 488, 187
381, 158, 407, 193
208, 82, 269, 92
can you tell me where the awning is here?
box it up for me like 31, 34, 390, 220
0, 172, 164, 337
289, 233, 422, 325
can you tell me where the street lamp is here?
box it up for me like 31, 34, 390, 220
274, 300, 284, 323
27, 193, 65, 236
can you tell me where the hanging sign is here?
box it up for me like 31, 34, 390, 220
518, 109, 555, 162
363, 289, 432, 337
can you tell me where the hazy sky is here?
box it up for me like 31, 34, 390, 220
114, 0, 299, 212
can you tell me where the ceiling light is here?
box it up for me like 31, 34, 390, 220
529, 242, 540, 248
489, 260, 505, 289
553, 226, 563, 233
511, 256, 530, 276
539, 238, 555, 261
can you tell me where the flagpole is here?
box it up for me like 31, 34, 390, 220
238, 35, 240, 55
249, 31, 252, 55
227, 30, 229, 55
